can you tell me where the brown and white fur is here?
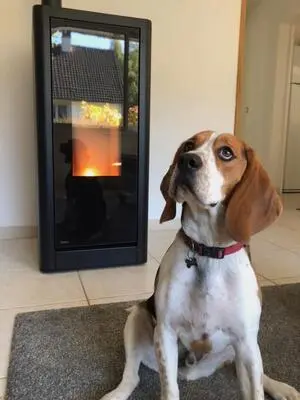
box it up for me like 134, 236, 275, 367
100, 132, 300, 400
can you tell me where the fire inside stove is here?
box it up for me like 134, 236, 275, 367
72, 126, 121, 177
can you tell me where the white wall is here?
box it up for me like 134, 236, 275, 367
242, 0, 300, 187
0, 0, 241, 227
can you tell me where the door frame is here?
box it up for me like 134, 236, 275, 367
275, 24, 295, 192
234, 0, 295, 192
234, 0, 247, 137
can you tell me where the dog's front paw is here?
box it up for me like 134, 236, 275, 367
271, 382, 300, 400
100, 390, 125, 400
99, 393, 115, 400
178, 366, 197, 381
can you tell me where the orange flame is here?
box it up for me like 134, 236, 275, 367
72, 127, 121, 177
82, 167, 101, 177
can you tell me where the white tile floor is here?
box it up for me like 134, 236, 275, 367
0, 194, 300, 397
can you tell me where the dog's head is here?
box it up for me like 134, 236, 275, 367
160, 131, 282, 243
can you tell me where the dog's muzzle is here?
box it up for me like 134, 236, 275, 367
178, 153, 202, 173
175, 153, 202, 191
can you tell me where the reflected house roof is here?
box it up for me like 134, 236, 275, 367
52, 46, 124, 104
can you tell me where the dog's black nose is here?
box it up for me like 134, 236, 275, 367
178, 153, 202, 172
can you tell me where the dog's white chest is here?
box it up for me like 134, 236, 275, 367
174, 274, 233, 352
160, 249, 261, 354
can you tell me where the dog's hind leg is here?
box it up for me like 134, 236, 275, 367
263, 375, 300, 400
100, 305, 156, 400
179, 349, 300, 400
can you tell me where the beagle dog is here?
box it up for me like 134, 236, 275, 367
101, 131, 300, 400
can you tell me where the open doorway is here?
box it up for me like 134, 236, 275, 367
233, 0, 300, 293
283, 43, 300, 193
235, 0, 300, 199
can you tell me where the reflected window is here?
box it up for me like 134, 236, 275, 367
50, 19, 141, 247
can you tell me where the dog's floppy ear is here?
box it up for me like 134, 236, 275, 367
225, 145, 282, 243
159, 141, 188, 224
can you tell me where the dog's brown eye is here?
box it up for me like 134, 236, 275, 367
184, 141, 194, 152
218, 146, 235, 161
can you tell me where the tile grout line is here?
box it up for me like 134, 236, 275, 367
260, 276, 278, 285
148, 252, 161, 264
272, 277, 300, 285
77, 272, 91, 306
259, 275, 300, 286
0, 300, 86, 312
89, 292, 152, 304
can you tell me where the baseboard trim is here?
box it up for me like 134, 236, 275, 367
0, 226, 37, 240
0, 219, 180, 240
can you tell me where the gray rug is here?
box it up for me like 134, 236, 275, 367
5, 284, 300, 400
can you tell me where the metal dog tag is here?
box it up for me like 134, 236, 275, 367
185, 255, 198, 269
